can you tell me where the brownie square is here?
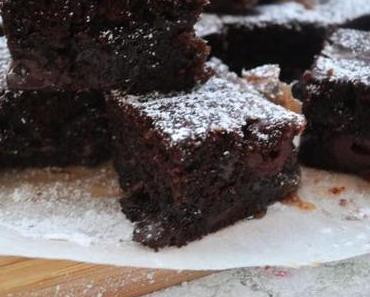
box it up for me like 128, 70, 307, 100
1, 0, 210, 93
108, 61, 305, 249
199, 0, 370, 82
0, 37, 110, 168
205, 0, 259, 14
299, 29, 370, 176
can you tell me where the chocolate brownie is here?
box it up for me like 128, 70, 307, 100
0, 37, 110, 168
108, 61, 305, 249
299, 29, 370, 176
198, 0, 370, 82
206, 0, 259, 14
1, 0, 210, 93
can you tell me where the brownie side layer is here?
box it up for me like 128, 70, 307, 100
299, 29, 370, 176
108, 66, 304, 249
300, 131, 370, 176
0, 89, 110, 168
1, 0, 210, 93
205, 0, 259, 14
0, 37, 110, 168
299, 79, 370, 176
214, 22, 328, 82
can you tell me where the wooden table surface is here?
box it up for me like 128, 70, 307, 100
0, 257, 210, 297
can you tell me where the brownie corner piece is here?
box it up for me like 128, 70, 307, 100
1, 0, 210, 92
108, 64, 305, 249
299, 28, 370, 176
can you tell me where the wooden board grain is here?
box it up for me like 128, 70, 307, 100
0, 257, 210, 297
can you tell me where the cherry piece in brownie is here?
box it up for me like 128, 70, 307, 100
300, 29, 370, 177
1, 0, 210, 93
200, 0, 370, 82
108, 62, 305, 249
206, 0, 259, 14
0, 38, 110, 168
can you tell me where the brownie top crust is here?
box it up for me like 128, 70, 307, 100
199, 0, 370, 29
311, 29, 370, 85
111, 61, 305, 148
1, 0, 208, 29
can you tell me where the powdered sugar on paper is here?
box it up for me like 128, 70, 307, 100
0, 165, 133, 247
1, 164, 370, 271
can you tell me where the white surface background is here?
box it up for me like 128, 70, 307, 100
148, 254, 370, 297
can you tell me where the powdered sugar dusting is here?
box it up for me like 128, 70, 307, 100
195, 13, 224, 37
2, 166, 370, 270
0, 164, 133, 246
313, 29, 370, 85
113, 61, 304, 146
203, 0, 370, 30
222, 2, 326, 28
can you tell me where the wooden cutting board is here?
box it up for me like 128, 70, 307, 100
0, 257, 210, 297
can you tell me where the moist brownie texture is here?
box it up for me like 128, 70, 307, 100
198, 0, 370, 82
299, 29, 370, 176
108, 61, 305, 249
1, 0, 210, 93
206, 0, 259, 14
0, 37, 110, 168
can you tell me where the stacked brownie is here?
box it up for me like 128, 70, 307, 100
0, 31, 110, 167
199, 0, 370, 82
1, 0, 210, 93
300, 29, 370, 177
108, 60, 305, 248
0, 0, 210, 168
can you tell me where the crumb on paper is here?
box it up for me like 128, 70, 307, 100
282, 194, 316, 211
339, 199, 349, 207
329, 186, 346, 195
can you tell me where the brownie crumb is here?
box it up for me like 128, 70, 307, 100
329, 187, 346, 195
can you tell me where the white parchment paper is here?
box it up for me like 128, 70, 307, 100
0, 164, 369, 271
